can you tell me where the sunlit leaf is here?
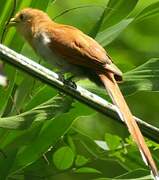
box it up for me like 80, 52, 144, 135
105, 133, 121, 150
10, 101, 93, 173
53, 5, 104, 21
53, 146, 75, 170
74, 167, 102, 174
24, 85, 57, 111
96, 169, 152, 179
135, 1, 159, 22
0, 94, 73, 129
96, 18, 133, 46
75, 155, 89, 167
123, 58, 159, 94
99, 0, 138, 30
82, 58, 159, 96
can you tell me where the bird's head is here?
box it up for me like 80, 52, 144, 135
9, 8, 51, 38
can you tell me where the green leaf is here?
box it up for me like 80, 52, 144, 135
64, 135, 76, 154
96, 176, 152, 180
116, 169, 151, 179
0, 148, 18, 180
123, 58, 159, 94
135, 1, 159, 22
47, 0, 104, 35
11, 101, 93, 173
96, 18, 133, 46
53, 5, 103, 21
105, 133, 121, 150
10, 102, 73, 172
1, 122, 43, 150
0, 0, 15, 37
53, 146, 75, 170
9, 74, 35, 115
0, 0, 40, 116
30, 0, 51, 9
0, 94, 73, 129
75, 155, 89, 167
72, 133, 107, 160
96, 169, 152, 179
0, 65, 16, 116
83, 58, 159, 96
74, 167, 102, 174
99, 0, 138, 30
24, 85, 57, 111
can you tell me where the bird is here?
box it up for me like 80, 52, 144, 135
9, 8, 159, 179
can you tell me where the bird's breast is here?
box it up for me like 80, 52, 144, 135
32, 32, 67, 68
32, 31, 86, 76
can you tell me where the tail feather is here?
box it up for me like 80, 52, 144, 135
98, 72, 159, 179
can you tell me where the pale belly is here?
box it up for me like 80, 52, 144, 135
32, 32, 82, 75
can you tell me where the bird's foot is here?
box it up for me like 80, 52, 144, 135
58, 74, 77, 89
64, 79, 77, 89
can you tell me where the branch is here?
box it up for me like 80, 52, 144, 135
0, 44, 159, 143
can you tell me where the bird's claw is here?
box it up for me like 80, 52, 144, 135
58, 74, 77, 89
64, 79, 77, 89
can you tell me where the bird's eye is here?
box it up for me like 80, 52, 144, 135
19, 13, 25, 21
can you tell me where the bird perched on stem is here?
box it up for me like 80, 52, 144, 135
9, 8, 159, 179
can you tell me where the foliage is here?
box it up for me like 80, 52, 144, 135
0, 0, 159, 179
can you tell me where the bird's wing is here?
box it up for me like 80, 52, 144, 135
47, 24, 122, 79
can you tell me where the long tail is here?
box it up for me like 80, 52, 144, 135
98, 73, 159, 179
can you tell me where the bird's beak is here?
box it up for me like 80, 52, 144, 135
8, 17, 18, 27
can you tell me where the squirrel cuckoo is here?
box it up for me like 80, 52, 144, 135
9, 8, 158, 178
